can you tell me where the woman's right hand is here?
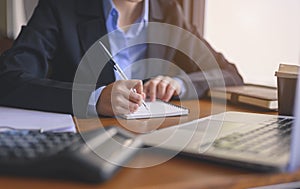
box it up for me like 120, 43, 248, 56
96, 80, 145, 116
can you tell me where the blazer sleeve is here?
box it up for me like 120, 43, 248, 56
169, 1, 244, 99
0, 0, 91, 117
175, 26, 244, 99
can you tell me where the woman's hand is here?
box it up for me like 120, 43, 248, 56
143, 76, 181, 102
96, 80, 145, 116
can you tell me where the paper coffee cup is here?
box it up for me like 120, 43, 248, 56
275, 64, 299, 116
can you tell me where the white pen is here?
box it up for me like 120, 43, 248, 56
99, 41, 150, 111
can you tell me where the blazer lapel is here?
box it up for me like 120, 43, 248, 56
76, 0, 107, 53
76, 0, 115, 86
147, 0, 177, 63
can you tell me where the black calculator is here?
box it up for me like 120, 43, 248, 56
0, 126, 142, 183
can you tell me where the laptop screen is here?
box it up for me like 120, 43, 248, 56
288, 60, 300, 172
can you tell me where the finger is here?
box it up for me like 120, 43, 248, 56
111, 96, 131, 115
147, 80, 158, 102
128, 102, 140, 113
118, 80, 142, 93
144, 76, 164, 101
143, 82, 150, 96
172, 79, 181, 96
133, 80, 143, 95
163, 77, 181, 96
129, 90, 143, 105
157, 79, 169, 99
128, 80, 144, 104
141, 92, 146, 100
114, 106, 131, 115
112, 96, 140, 114
162, 84, 176, 102
119, 98, 140, 113
114, 79, 143, 99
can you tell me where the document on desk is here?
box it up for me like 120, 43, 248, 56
0, 106, 76, 132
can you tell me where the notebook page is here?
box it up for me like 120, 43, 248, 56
120, 100, 188, 119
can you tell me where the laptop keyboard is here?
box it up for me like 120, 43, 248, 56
210, 117, 293, 157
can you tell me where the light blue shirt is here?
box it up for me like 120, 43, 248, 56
103, 0, 149, 80
88, 0, 186, 116
88, 0, 149, 116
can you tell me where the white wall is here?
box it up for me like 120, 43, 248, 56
6, 0, 38, 38
204, 0, 300, 86
6, 0, 26, 38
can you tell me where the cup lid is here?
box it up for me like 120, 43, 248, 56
275, 64, 299, 79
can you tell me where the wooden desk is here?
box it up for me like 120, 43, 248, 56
1, 99, 300, 189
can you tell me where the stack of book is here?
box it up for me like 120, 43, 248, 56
208, 84, 278, 110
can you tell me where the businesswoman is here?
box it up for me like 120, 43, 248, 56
0, 0, 243, 117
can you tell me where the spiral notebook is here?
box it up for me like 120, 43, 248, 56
120, 100, 189, 119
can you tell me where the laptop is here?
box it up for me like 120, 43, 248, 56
140, 72, 300, 172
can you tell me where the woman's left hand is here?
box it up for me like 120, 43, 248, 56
143, 75, 181, 102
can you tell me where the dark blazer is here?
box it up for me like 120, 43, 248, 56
0, 0, 243, 117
